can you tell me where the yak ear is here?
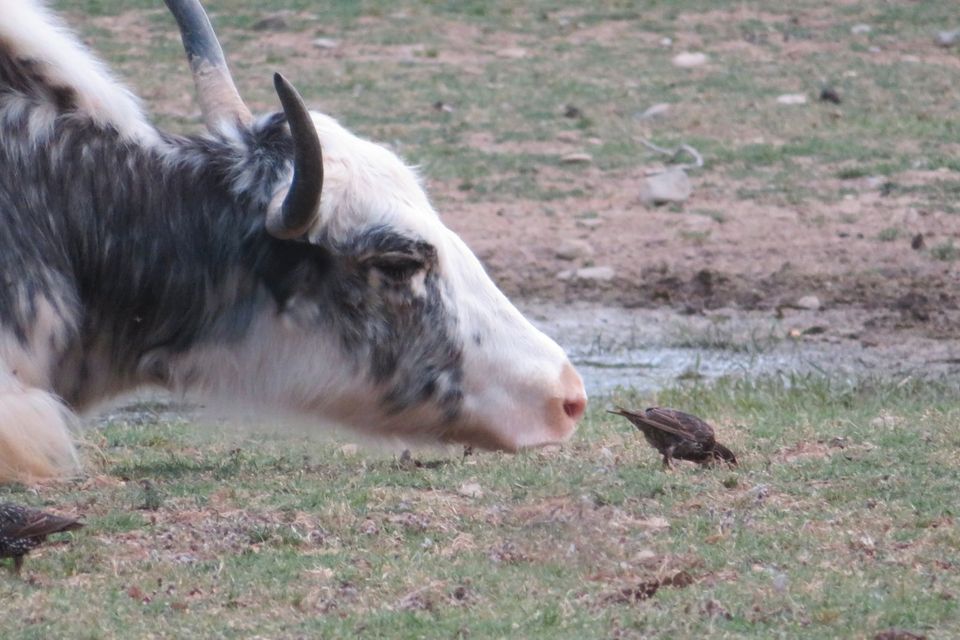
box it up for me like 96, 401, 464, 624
253, 238, 333, 307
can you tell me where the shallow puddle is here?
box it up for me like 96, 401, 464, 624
522, 303, 960, 396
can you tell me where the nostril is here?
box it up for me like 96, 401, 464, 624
563, 396, 587, 421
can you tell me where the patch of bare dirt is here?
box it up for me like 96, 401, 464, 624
439, 164, 960, 338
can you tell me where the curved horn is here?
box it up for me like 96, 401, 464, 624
164, 0, 252, 131
266, 73, 324, 240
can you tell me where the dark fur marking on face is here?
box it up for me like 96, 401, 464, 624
287, 226, 464, 420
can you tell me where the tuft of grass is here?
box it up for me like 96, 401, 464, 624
930, 240, 959, 262
877, 227, 900, 242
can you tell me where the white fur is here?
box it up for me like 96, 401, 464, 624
0, 0, 158, 143
269, 112, 586, 449
0, 370, 79, 483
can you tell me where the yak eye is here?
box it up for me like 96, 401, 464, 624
368, 253, 425, 281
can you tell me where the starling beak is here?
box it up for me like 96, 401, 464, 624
608, 406, 738, 468
0, 503, 83, 575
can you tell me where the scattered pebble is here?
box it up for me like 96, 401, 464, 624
555, 131, 580, 143
777, 93, 808, 105
339, 443, 359, 456
850, 23, 872, 35
672, 52, 709, 68
659, 37, 673, 47
554, 239, 594, 261
819, 87, 842, 104
576, 218, 603, 229
637, 516, 670, 530
458, 482, 483, 498
563, 104, 583, 119
638, 168, 692, 205
638, 103, 671, 120
560, 152, 593, 164
496, 47, 527, 59
935, 29, 960, 48
433, 101, 455, 113
576, 266, 616, 281
312, 37, 340, 49
911, 233, 925, 250
558, 266, 616, 282
795, 295, 822, 311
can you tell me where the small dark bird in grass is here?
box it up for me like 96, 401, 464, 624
608, 407, 738, 468
0, 503, 83, 574
819, 86, 842, 104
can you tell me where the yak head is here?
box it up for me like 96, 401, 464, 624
163, 0, 587, 451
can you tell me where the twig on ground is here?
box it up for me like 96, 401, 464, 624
636, 137, 704, 173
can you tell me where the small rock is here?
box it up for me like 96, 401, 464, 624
868, 46, 881, 53
870, 415, 901, 428
312, 38, 340, 50
563, 104, 582, 119
555, 131, 580, 143
911, 233, 925, 250
253, 14, 289, 31
795, 295, 821, 310
574, 266, 616, 282
659, 37, 673, 47
496, 47, 527, 59
458, 482, 483, 498
819, 87, 842, 104
634, 549, 657, 562
433, 101, 455, 113
576, 218, 603, 229
638, 103, 670, 120
935, 29, 960, 48
777, 93, 808, 105
637, 516, 670, 529
850, 23, 872, 35
560, 152, 593, 164
672, 52, 708, 68
554, 239, 594, 261
638, 168, 692, 205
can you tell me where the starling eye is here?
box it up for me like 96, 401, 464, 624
369, 253, 425, 281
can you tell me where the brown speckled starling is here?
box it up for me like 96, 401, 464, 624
0, 503, 83, 574
608, 407, 737, 468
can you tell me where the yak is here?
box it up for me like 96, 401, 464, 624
0, 0, 587, 483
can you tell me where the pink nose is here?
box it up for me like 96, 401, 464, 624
564, 395, 586, 421
555, 362, 587, 430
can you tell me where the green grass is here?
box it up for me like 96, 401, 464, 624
50, 0, 960, 211
3, 375, 958, 639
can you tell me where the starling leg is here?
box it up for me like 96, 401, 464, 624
661, 445, 676, 470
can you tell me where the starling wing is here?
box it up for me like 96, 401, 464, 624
0, 504, 83, 539
608, 406, 712, 444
